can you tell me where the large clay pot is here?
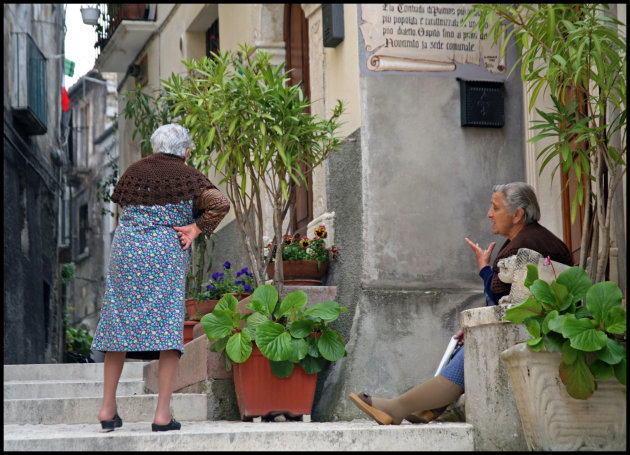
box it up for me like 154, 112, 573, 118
266, 260, 328, 285
232, 343, 317, 421
501, 342, 626, 451
185, 298, 220, 320
183, 320, 200, 344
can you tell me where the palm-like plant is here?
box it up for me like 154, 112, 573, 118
466, 4, 626, 283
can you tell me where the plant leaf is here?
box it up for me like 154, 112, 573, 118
269, 360, 294, 378
300, 355, 325, 374
225, 331, 252, 363
317, 329, 346, 361
559, 353, 595, 399
303, 301, 349, 322
561, 315, 608, 352
586, 281, 623, 326
504, 295, 543, 323
289, 319, 315, 338
255, 321, 292, 361
201, 309, 234, 340
277, 290, 307, 317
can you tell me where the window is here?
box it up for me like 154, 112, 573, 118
79, 204, 88, 254
206, 20, 219, 57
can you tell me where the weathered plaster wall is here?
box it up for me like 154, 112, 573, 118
316, 5, 526, 421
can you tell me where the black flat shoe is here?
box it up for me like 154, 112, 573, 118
100, 413, 123, 432
151, 417, 181, 432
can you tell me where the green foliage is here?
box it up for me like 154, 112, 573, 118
466, 4, 626, 282
160, 44, 346, 287
200, 284, 348, 378
122, 84, 181, 156
505, 264, 626, 399
61, 263, 76, 286
62, 308, 93, 361
95, 146, 119, 217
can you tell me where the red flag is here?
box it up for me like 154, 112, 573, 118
62, 86, 70, 112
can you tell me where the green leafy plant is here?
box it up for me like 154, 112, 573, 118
201, 284, 348, 378
196, 261, 255, 301
269, 225, 340, 264
504, 261, 626, 399
62, 308, 93, 362
61, 262, 76, 286
160, 43, 346, 289
466, 4, 626, 283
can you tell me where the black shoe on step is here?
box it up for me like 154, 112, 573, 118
100, 413, 123, 432
151, 417, 181, 432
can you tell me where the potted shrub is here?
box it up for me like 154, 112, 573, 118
266, 226, 340, 285
160, 44, 346, 290
200, 284, 348, 420
501, 260, 626, 450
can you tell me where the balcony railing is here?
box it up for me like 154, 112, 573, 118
95, 4, 157, 56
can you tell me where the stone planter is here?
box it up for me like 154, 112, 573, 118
501, 342, 626, 451
460, 305, 529, 451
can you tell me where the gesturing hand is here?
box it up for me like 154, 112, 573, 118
173, 223, 201, 250
464, 237, 496, 271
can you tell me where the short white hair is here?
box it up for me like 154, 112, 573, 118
150, 124, 193, 158
492, 182, 541, 224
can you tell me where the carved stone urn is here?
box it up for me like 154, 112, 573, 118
501, 343, 626, 451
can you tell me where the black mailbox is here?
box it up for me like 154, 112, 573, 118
323, 4, 344, 48
459, 80, 504, 128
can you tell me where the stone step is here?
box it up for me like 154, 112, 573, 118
3, 420, 475, 451
3, 361, 147, 381
3, 378, 145, 399
3, 394, 208, 425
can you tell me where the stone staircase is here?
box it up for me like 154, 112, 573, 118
3, 360, 474, 451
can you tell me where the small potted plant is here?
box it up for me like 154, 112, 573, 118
501, 259, 626, 450
186, 261, 255, 320
200, 284, 348, 420
266, 225, 340, 285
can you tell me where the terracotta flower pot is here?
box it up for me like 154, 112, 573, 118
266, 260, 328, 285
232, 343, 317, 421
185, 298, 220, 320
183, 320, 200, 344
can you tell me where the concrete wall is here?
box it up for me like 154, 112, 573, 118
317, 5, 526, 421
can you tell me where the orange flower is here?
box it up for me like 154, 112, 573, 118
300, 237, 310, 248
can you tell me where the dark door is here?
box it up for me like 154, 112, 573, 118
284, 4, 312, 237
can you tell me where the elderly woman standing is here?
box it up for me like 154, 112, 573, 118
350, 182, 573, 425
91, 124, 230, 432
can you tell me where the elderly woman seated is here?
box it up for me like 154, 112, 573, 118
349, 182, 573, 425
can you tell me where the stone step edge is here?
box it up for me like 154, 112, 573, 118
2, 421, 475, 452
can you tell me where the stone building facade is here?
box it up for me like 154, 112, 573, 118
4, 4, 67, 364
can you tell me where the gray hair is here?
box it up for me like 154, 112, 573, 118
492, 182, 540, 224
150, 124, 193, 158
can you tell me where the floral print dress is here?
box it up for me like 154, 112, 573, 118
91, 199, 194, 359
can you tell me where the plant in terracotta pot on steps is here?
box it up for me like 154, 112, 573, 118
186, 261, 255, 321
200, 283, 348, 420
502, 261, 626, 450
266, 226, 339, 286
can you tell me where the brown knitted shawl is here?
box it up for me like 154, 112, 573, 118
111, 153, 216, 206
490, 222, 574, 296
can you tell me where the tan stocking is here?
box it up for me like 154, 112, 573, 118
371, 375, 463, 425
